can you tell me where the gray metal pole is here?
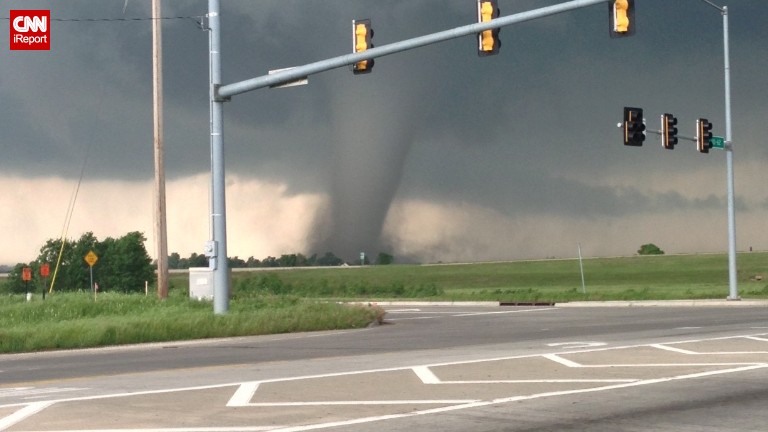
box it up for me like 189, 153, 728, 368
578, 243, 586, 294
723, 6, 738, 300
208, 0, 230, 314
697, 0, 737, 300
217, 0, 609, 99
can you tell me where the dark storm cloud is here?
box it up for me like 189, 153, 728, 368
2, 0, 767, 260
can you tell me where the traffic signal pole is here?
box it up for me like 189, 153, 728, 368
208, 0, 229, 315
722, 6, 738, 300
206, 0, 611, 314
698, 1, 737, 300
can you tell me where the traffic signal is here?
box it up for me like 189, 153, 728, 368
609, 0, 635, 38
477, 0, 500, 56
623, 107, 645, 146
661, 113, 678, 150
696, 118, 713, 153
352, 19, 374, 74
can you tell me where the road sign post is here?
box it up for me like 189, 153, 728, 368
84, 251, 99, 298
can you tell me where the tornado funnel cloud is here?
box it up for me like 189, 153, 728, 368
312, 81, 418, 261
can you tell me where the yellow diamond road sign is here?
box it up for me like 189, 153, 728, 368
84, 250, 99, 267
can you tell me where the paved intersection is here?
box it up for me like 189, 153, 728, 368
3, 332, 768, 431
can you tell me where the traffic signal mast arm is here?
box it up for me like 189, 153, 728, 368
217, 0, 612, 99
644, 128, 697, 143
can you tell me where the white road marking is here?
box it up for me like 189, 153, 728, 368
543, 353, 583, 368
743, 335, 768, 341
257, 364, 768, 432
5, 332, 768, 432
454, 308, 557, 317
27, 428, 281, 432
548, 341, 606, 349
651, 344, 699, 354
413, 366, 441, 384
0, 387, 86, 399
0, 401, 53, 430
243, 399, 480, 407
226, 382, 260, 407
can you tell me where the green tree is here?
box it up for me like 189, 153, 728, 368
375, 252, 394, 265
316, 252, 343, 266
638, 243, 665, 255
168, 252, 182, 269
97, 232, 154, 292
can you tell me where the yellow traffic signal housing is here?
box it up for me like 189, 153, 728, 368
610, 0, 635, 38
697, 118, 714, 153
477, 0, 500, 56
352, 19, 374, 74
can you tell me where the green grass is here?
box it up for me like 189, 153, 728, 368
4, 252, 767, 353
0, 292, 383, 353
206, 251, 768, 303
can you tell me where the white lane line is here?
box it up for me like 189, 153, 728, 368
743, 335, 768, 342
266, 363, 768, 432
433, 379, 637, 384
227, 382, 260, 407
652, 344, 699, 354
654, 342, 768, 355
245, 400, 480, 407
454, 308, 557, 317
386, 316, 442, 321
27, 428, 282, 432
413, 366, 441, 384
548, 342, 606, 349
543, 354, 583, 368
0, 401, 53, 431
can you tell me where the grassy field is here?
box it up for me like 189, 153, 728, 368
2, 252, 766, 353
197, 252, 768, 303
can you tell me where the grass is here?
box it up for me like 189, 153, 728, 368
3, 251, 767, 353
206, 251, 768, 303
0, 292, 383, 353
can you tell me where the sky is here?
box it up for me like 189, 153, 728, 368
1, 0, 768, 265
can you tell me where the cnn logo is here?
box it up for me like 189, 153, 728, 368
10, 10, 50, 50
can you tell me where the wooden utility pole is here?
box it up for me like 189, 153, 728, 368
152, 0, 169, 298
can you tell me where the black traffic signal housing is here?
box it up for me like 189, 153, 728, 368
352, 19, 374, 74
477, 0, 501, 56
697, 118, 713, 153
661, 113, 678, 150
623, 107, 645, 146
609, 0, 635, 38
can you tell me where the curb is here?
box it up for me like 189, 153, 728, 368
555, 299, 768, 307
356, 300, 768, 308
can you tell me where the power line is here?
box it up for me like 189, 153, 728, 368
1, 15, 204, 22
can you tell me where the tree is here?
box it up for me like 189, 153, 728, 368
97, 232, 154, 292
316, 252, 343, 266
638, 243, 665, 255
31, 232, 154, 293
375, 252, 394, 265
168, 252, 182, 269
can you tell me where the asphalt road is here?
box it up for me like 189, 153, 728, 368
2, 304, 768, 431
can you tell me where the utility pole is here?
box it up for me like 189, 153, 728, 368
152, 0, 169, 299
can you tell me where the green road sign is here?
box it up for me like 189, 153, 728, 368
711, 136, 725, 149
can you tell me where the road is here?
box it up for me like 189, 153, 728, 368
2, 304, 768, 431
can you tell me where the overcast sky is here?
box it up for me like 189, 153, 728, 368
2, 0, 767, 265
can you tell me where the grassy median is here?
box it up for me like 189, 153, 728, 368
0, 293, 383, 353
